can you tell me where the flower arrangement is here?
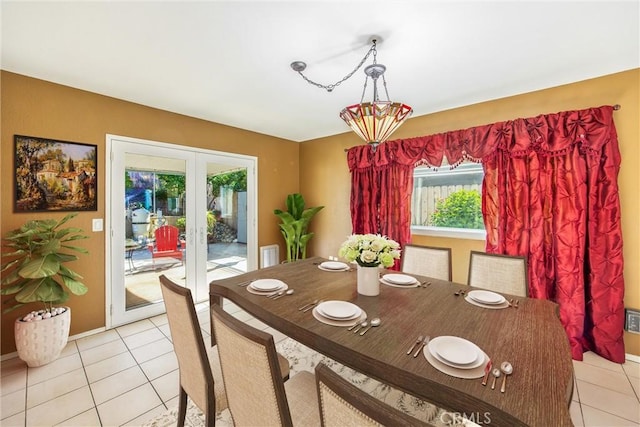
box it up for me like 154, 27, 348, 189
338, 234, 401, 268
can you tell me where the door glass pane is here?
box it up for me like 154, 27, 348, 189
196, 165, 248, 300
124, 154, 186, 311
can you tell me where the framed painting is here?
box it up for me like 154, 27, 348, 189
14, 135, 97, 212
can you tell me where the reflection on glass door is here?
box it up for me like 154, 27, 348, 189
194, 162, 249, 301
110, 140, 194, 326
124, 162, 187, 311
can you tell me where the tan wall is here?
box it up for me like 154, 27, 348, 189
1, 71, 300, 355
301, 69, 640, 357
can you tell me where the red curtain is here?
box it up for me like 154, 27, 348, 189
345, 105, 625, 362
346, 136, 444, 269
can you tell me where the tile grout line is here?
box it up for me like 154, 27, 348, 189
75, 341, 104, 427
578, 401, 640, 424
126, 323, 174, 422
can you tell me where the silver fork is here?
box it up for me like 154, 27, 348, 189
413, 336, 430, 358
298, 299, 318, 311
302, 300, 323, 312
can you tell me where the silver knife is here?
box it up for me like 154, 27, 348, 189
407, 335, 423, 355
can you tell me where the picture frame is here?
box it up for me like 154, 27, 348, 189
14, 135, 97, 212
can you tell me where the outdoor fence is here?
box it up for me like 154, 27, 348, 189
411, 183, 482, 226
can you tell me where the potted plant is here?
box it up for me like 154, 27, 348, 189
274, 193, 324, 263
1, 213, 89, 367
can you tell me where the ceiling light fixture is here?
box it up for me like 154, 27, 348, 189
291, 37, 413, 150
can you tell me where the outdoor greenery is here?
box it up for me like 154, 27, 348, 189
274, 193, 324, 262
208, 170, 247, 196
125, 169, 247, 213
159, 174, 185, 198
1, 213, 89, 313
175, 211, 216, 234
430, 189, 484, 229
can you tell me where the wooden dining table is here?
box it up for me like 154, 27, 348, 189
209, 256, 574, 427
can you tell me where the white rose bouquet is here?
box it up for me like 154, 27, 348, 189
338, 234, 401, 268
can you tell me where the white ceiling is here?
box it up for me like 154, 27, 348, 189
2, 1, 639, 142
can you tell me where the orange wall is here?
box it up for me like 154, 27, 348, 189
301, 69, 640, 357
1, 71, 300, 354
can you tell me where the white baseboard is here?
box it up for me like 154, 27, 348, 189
626, 353, 640, 363
1, 327, 107, 362
68, 326, 107, 342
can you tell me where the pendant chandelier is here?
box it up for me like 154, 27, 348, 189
291, 37, 413, 150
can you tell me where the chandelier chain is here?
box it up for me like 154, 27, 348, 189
295, 42, 377, 92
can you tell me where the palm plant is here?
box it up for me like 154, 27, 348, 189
274, 193, 323, 262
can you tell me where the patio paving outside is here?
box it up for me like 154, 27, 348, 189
124, 242, 247, 310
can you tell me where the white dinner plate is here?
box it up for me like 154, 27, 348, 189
248, 279, 286, 292
423, 346, 489, 379
429, 336, 481, 366
468, 290, 506, 305
316, 301, 361, 320
428, 343, 485, 369
380, 278, 419, 288
320, 261, 349, 270
312, 307, 367, 327
382, 274, 417, 285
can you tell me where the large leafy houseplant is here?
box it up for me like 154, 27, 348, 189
1, 213, 89, 314
274, 193, 324, 262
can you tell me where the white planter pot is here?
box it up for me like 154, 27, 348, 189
14, 307, 71, 367
357, 265, 380, 296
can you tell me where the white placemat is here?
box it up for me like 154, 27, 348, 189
464, 295, 510, 310
312, 307, 367, 327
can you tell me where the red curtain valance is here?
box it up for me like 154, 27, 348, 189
347, 106, 616, 170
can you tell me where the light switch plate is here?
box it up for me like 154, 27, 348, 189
92, 218, 103, 232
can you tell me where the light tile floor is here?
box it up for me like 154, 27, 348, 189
2, 301, 639, 426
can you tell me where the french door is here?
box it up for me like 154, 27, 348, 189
106, 135, 257, 327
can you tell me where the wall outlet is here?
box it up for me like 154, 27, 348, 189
625, 309, 640, 334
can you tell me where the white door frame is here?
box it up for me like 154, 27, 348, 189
105, 134, 257, 328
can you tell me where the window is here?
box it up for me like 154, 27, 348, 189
411, 161, 486, 240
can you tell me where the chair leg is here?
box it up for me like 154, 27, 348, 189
205, 394, 215, 427
177, 386, 188, 427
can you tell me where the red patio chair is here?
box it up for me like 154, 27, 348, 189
147, 225, 185, 266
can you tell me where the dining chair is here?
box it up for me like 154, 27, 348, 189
467, 250, 529, 297
314, 363, 433, 427
160, 275, 290, 426
159, 275, 227, 427
210, 303, 320, 427
401, 244, 452, 281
